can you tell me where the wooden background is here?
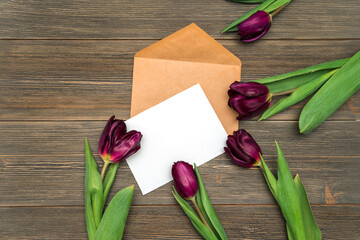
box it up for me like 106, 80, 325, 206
1, 0, 359, 239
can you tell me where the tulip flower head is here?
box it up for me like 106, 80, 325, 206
172, 161, 199, 199
98, 115, 142, 164
228, 81, 271, 120
237, 10, 272, 42
224, 129, 262, 168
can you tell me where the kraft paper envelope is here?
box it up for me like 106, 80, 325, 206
131, 23, 241, 134
126, 84, 228, 195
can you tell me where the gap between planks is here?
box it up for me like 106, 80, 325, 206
1, 203, 359, 208
0, 38, 360, 41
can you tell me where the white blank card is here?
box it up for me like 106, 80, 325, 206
126, 84, 228, 195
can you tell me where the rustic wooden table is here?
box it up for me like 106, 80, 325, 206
1, 0, 359, 239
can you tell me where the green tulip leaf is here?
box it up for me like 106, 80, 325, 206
102, 163, 119, 204
260, 143, 321, 239
85, 138, 104, 240
263, 0, 291, 13
222, 0, 276, 32
275, 142, 306, 239
226, 0, 266, 3
259, 154, 278, 202
94, 185, 134, 240
252, 58, 348, 85
263, 69, 330, 93
299, 50, 360, 134
173, 188, 218, 240
259, 69, 339, 120
294, 175, 322, 240
194, 164, 228, 240
287, 224, 295, 240
196, 190, 220, 239
190, 219, 218, 240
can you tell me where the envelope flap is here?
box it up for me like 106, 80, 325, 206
135, 23, 241, 66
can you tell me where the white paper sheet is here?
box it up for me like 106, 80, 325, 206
126, 84, 228, 195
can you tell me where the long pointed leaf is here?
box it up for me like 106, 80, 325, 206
102, 163, 119, 204
259, 69, 338, 120
286, 224, 295, 240
190, 219, 217, 240
194, 164, 228, 240
196, 191, 220, 239
253, 58, 349, 85
259, 155, 278, 202
173, 189, 218, 240
299, 50, 360, 133
263, 0, 290, 13
262, 69, 331, 93
85, 138, 97, 240
227, 0, 266, 3
94, 185, 134, 240
275, 142, 306, 239
294, 175, 322, 240
222, 0, 276, 32
85, 138, 104, 239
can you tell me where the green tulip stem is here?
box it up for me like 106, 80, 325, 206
271, 89, 296, 96
190, 197, 213, 233
101, 161, 110, 181
270, 3, 287, 17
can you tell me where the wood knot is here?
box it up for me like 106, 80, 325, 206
216, 175, 222, 183
324, 182, 337, 204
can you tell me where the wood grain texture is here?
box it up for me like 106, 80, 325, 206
1, 154, 359, 206
1, 0, 359, 239
1, 205, 359, 240
0, 121, 358, 157
0, 0, 359, 39
0, 40, 359, 121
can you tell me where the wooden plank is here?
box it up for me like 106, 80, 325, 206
0, 205, 359, 239
1, 153, 359, 206
0, 40, 359, 121
0, 121, 358, 157
0, 0, 359, 39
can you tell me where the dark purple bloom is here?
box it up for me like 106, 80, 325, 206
228, 81, 271, 120
172, 161, 198, 199
98, 115, 142, 164
224, 129, 262, 168
237, 10, 272, 42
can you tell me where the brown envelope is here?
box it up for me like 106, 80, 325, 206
131, 23, 241, 134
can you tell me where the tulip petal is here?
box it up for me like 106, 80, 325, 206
236, 129, 262, 161
226, 135, 255, 163
224, 147, 254, 168
241, 23, 271, 42
237, 99, 271, 120
229, 81, 269, 97
110, 131, 142, 163
109, 120, 127, 144
228, 82, 271, 119
98, 115, 115, 157
230, 93, 270, 117
237, 10, 272, 42
172, 161, 198, 199
228, 94, 248, 111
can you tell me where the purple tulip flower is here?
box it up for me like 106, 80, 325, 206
228, 81, 271, 120
224, 129, 262, 168
98, 115, 142, 164
237, 10, 272, 42
172, 161, 198, 199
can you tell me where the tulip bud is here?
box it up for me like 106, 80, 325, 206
228, 81, 271, 120
172, 161, 198, 199
224, 129, 262, 168
237, 10, 272, 42
98, 115, 142, 164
